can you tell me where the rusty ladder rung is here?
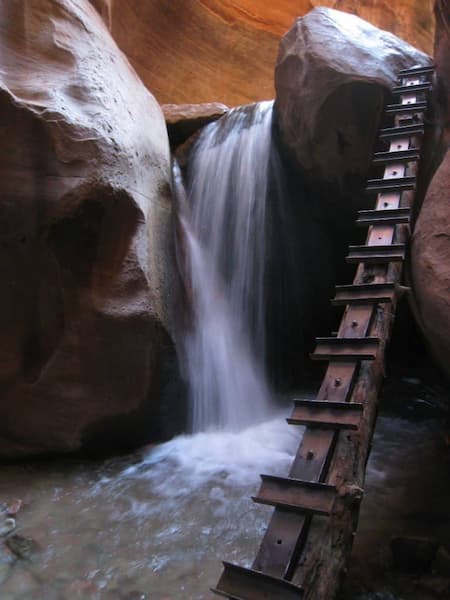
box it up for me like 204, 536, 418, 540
384, 101, 428, 115
332, 282, 396, 305
398, 64, 435, 77
211, 64, 434, 600
346, 244, 405, 264
395, 114, 422, 127
311, 336, 379, 361
252, 475, 337, 515
392, 81, 432, 95
287, 399, 364, 430
356, 207, 411, 227
379, 123, 425, 139
365, 175, 416, 193
372, 148, 420, 164
212, 562, 304, 600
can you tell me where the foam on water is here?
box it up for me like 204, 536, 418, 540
118, 412, 301, 493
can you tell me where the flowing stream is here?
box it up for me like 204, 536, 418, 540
0, 379, 448, 600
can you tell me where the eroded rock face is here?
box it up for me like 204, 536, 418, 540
411, 2, 450, 378
0, 0, 183, 457
274, 7, 431, 203
88, 0, 434, 106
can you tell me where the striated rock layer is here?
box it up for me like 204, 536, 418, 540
0, 0, 183, 457
89, 0, 434, 106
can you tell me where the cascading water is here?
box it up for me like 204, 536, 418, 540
179, 101, 275, 432
0, 101, 304, 600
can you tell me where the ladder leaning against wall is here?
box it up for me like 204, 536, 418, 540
211, 63, 435, 600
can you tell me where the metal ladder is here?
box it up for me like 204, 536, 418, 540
211, 63, 435, 600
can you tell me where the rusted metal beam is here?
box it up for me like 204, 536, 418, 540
365, 175, 416, 193
252, 476, 338, 515
356, 207, 411, 226
379, 123, 425, 138
384, 101, 427, 115
392, 81, 432, 95
311, 337, 379, 361
346, 244, 406, 264
332, 283, 395, 306
212, 562, 305, 600
287, 400, 363, 430
398, 65, 435, 77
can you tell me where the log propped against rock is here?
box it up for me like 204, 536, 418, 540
213, 57, 435, 595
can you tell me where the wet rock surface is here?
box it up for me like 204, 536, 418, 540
0, 0, 184, 458
274, 7, 431, 206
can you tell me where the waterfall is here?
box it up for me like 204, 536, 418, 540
178, 101, 275, 433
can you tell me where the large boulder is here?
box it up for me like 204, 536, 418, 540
434, 0, 450, 147
412, 151, 450, 377
411, 2, 450, 378
0, 0, 183, 457
274, 7, 431, 204
88, 0, 434, 106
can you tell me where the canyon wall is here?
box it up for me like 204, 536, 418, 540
411, 0, 450, 379
90, 0, 434, 106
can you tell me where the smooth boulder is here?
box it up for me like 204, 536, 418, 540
274, 7, 431, 202
0, 0, 183, 457
412, 152, 450, 377
410, 1, 450, 378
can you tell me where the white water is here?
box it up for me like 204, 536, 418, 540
181, 101, 275, 432
0, 415, 302, 599
2, 382, 447, 599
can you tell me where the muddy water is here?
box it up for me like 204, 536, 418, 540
0, 378, 448, 600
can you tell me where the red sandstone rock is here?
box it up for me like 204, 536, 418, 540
434, 0, 450, 145
162, 103, 229, 148
410, 2, 450, 378
88, 0, 434, 107
412, 152, 450, 378
274, 7, 431, 201
0, 0, 183, 457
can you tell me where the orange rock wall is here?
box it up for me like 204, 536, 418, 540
91, 0, 434, 106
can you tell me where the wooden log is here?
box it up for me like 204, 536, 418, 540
289, 200, 414, 600
284, 122, 425, 598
